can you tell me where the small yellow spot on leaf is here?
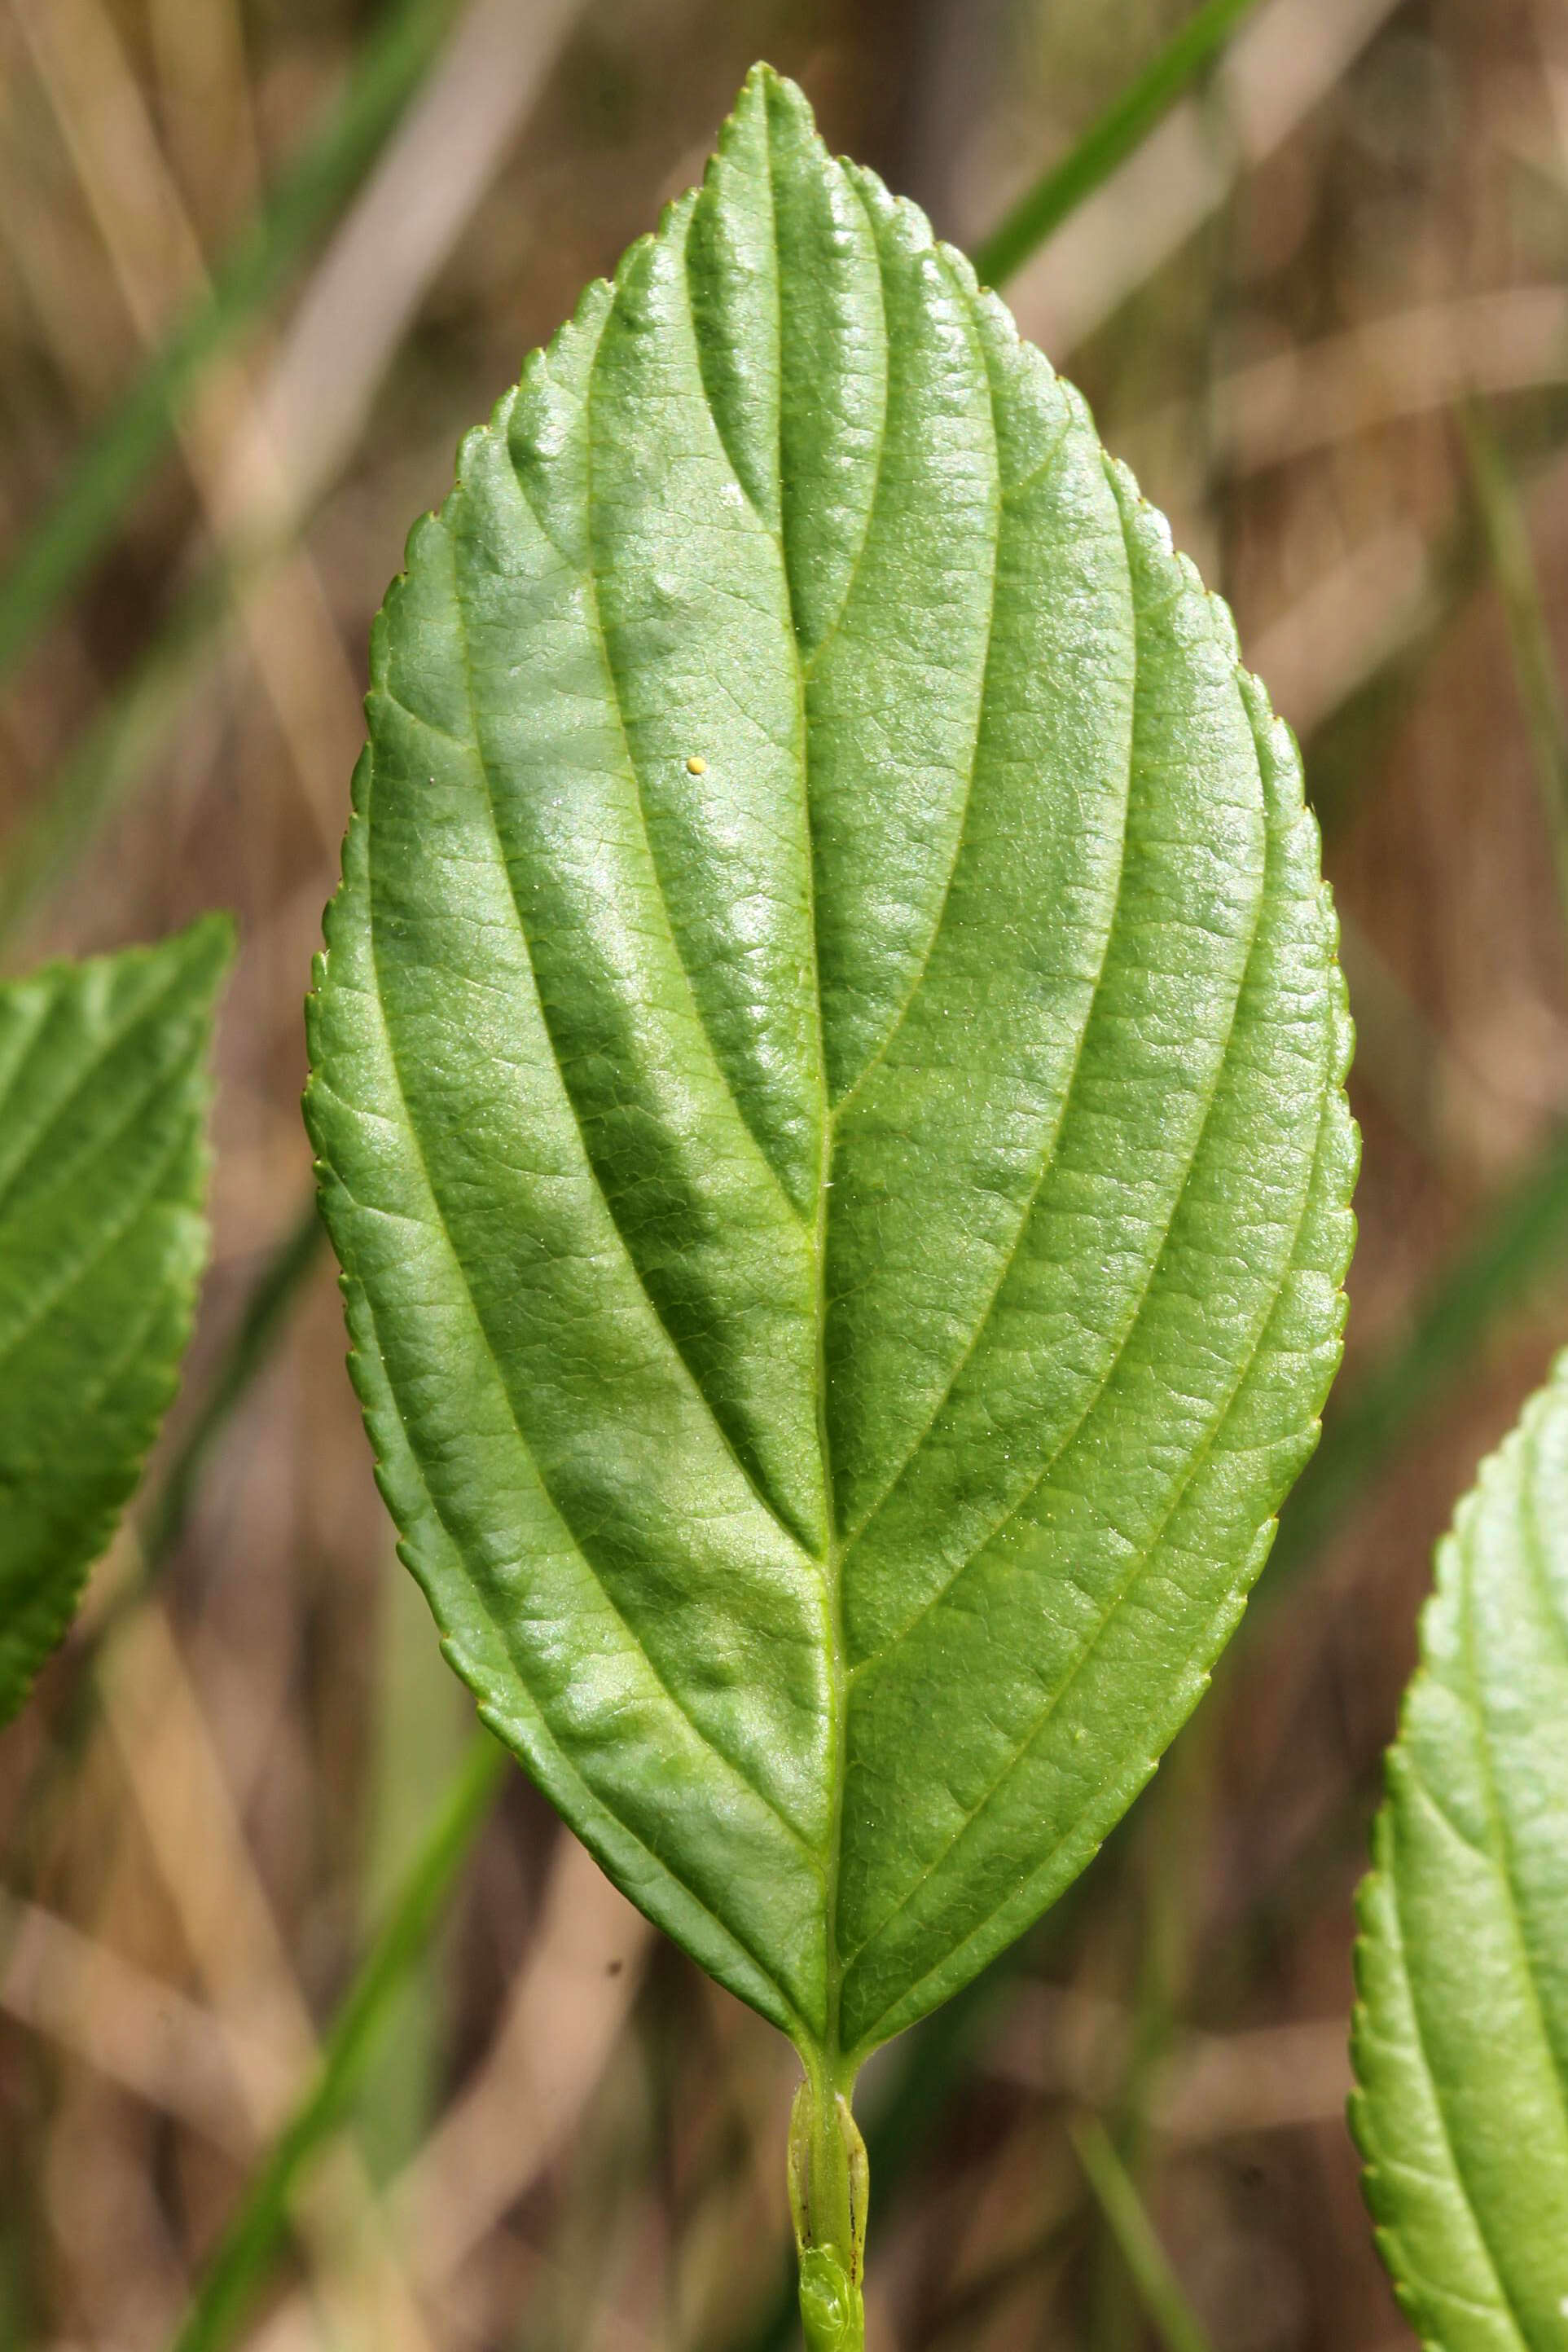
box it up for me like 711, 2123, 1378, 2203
686, 754, 707, 775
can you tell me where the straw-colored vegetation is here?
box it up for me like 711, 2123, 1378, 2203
3, 2, 1568, 2347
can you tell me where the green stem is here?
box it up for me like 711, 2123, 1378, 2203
138, 1202, 325, 1575
0, 0, 460, 689
167, 1729, 506, 2352
1070, 2117, 1217, 2352
1263, 1118, 1568, 1598
1458, 396, 1568, 935
787, 2075, 868, 2351
973, 0, 1267, 287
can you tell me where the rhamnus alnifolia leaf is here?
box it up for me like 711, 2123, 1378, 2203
0, 917, 231, 1726
1353, 1356, 1568, 2351
305, 64, 1355, 2340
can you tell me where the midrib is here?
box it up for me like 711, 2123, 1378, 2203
814, 1112, 850, 2081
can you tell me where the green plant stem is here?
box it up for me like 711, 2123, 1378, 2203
0, 0, 460, 691
140, 1202, 325, 1572
168, 1727, 507, 2352
1088, 1722, 1213, 2352
973, 0, 1267, 286
736, 1892, 1077, 2352
788, 2077, 868, 2351
1459, 397, 1568, 932
1069, 2117, 1217, 2352
0, 530, 279, 955
354, 1563, 472, 2178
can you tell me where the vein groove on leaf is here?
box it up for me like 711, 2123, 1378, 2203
305, 64, 1356, 2071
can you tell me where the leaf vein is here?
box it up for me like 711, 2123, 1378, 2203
842, 488, 1241, 1585
1377, 1806, 1526, 2341
359, 697, 824, 1866
1453, 1457, 1568, 2143
0, 1066, 196, 1379
838, 960, 1333, 2003
827, 252, 1012, 1121
797, 169, 892, 678
0, 954, 196, 1226
343, 1246, 819, 2042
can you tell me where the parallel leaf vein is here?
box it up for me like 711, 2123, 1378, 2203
0, 958, 195, 1224
842, 489, 1237, 1582
839, 1027, 1333, 2004
1381, 1768, 1523, 2340
358, 711, 824, 1866
585, 299, 813, 1235
342, 1249, 818, 2041
797, 169, 891, 679
0, 1068, 195, 1378
1455, 1458, 1568, 2140
827, 251, 1008, 1122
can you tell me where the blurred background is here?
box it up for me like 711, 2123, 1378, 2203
2, 0, 1566, 2345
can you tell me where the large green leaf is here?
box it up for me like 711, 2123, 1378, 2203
305, 64, 1354, 2085
0, 917, 230, 1724
1352, 1357, 1568, 2347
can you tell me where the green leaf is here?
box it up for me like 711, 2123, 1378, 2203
305, 63, 1355, 2082
0, 916, 231, 1724
1351, 1357, 1568, 2348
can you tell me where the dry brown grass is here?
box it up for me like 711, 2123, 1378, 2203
4, 2, 1568, 2346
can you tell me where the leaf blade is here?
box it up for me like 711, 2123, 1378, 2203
0, 915, 230, 1724
306, 64, 1355, 2068
1352, 1358, 1568, 2350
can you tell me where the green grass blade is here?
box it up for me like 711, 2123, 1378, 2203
136, 1200, 324, 1574
0, 0, 459, 689
0, 539, 263, 954
1268, 1121, 1568, 1590
354, 1562, 473, 2179
974, 0, 1268, 288
1070, 2117, 1217, 2352
1459, 398, 1568, 931
168, 1727, 507, 2352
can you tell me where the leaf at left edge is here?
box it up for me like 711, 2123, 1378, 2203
0, 915, 231, 1726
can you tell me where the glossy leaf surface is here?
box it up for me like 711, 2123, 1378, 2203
0, 917, 229, 1724
1352, 1356, 1568, 2348
306, 65, 1355, 2070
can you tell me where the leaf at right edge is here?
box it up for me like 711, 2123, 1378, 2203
1351, 1353, 1568, 2350
0, 915, 231, 1725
